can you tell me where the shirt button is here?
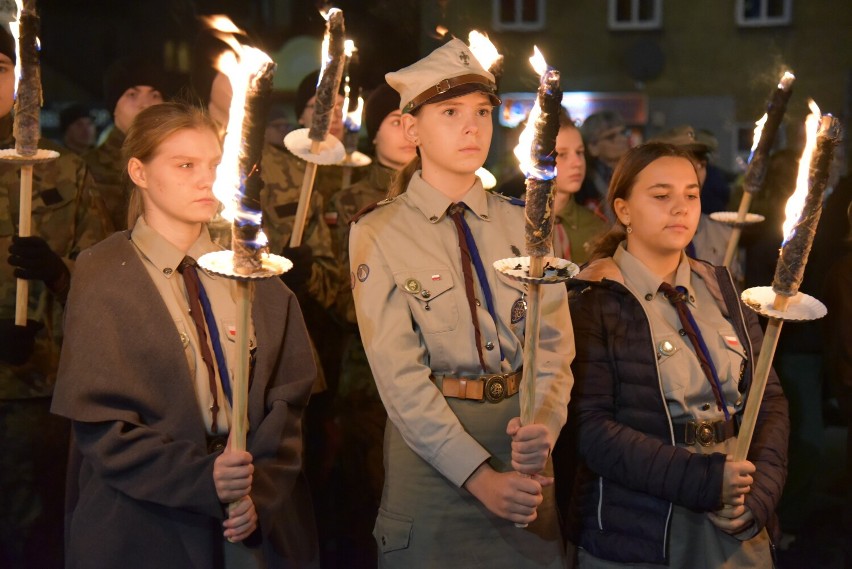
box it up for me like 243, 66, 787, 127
163, 267, 173, 275
679, 329, 687, 336
645, 293, 653, 301
429, 215, 438, 222
689, 295, 696, 302
481, 214, 489, 219
701, 403, 711, 411
475, 299, 481, 306
421, 290, 431, 299
485, 341, 495, 351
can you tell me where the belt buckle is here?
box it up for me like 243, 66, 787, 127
484, 375, 507, 403
435, 78, 452, 94
694, 421, 715, 447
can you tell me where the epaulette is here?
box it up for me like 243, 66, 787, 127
351, 197, 396, 224
491, 192, 525, 207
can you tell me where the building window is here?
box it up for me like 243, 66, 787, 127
608, 0, 662, 30
493, 0, 545, 31
736, 0, 792, 27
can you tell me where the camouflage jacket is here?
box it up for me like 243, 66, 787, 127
259, 142, 339, 309
328, 162, 395, 325
0, 115, 107, 399
84, 127, 130, 233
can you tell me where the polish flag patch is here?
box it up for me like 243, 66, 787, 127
723, 335, 740, 349
431, 274, 441, 281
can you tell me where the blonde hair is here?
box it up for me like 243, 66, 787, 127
123, 102, 220, 229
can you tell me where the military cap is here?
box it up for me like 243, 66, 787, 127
649, 125, 711, 156
386, 38, 500, 114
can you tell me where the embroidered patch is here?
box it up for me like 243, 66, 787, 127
357, 264, 370, 282
431, 274, 441, 281
723, 335, 741, 349
350, 271, 356, 289
459, 51, 470, 66
511, 297, 527, 324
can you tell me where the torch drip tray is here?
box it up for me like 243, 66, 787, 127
741, 286, 827, 321
493, 256, 579, 285
336, 151, 372, 168
0, 148, 60, 165
198, 250, 291, 281
284, 129, 346, 165
709, 211, 766, 227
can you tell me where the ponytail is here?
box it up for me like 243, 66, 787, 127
387, 155, 421, 199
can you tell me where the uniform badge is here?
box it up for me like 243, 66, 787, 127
404, 278, 421, 294
657, 340, 676, 358
459, 51, 470, 66
723, 335, 741, 349
357, 264, 370, 282
511, 297, 527, 324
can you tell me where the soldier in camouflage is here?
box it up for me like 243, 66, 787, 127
0, 27, 106, 568
84, 58, 166, 233
326, 83, 417, 568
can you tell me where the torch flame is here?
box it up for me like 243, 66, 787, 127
435, 25, 449, 38
317, 8, 342, 86
204, 15, 270, 247
750, 113, 767, 155
345, 96, 364, 131
9, 0, 30, 99
530, 46, 548, 76
468, 30, 500, 71
344, 39, 356, 58
513, 46, 552, 180
782, 99, 821, 244
778, 71, 795, 90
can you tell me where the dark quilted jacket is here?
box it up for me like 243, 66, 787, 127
554, 257, 789, 564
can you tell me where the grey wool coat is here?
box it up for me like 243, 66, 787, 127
52, 231, 319, 569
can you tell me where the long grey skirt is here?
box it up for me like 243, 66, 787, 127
373, 394, 566, 569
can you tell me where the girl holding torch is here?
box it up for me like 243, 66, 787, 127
559, 143, 788, 567
349, 39, 573, 567
51, 103, 318, 568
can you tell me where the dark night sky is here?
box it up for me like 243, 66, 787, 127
35, 0, 421, 108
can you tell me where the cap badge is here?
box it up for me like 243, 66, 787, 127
459, 51, 470, 66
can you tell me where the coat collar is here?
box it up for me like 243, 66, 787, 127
406, 171, 489, 223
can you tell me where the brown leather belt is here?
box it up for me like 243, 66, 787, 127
433, 370, 522, 403
674, 417, 739, 447
403, 74, 497, 113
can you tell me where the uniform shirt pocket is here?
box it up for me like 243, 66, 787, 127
393, 267, 457, 334
656, 333, 686, 395
373, 508, 413, 554
717, 330, 747, 391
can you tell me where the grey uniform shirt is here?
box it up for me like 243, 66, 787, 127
613, 243, 746, 422
349, 172, 574, 487
131, 217, 256, 435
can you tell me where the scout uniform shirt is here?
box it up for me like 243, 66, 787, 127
613, 243, 745, 422
349, 171, 574, 487
552, 197, 608, 266
0, 114, 106, 400
130, 217, 254, 434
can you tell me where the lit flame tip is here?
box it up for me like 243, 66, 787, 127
467, 30, 501, 71
781, 99, 821, 242
530, 46, 548, 76
344, 39, 356, 57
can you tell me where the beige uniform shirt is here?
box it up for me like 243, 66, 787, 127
131, 218, 255, 435
350, 172, 574, 487
613, 244, 746, 422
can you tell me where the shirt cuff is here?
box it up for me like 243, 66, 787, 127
430, 432, 491, 487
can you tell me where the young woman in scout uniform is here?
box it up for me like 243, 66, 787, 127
51, 102, 318, 568
559, 142, 788, 567
348, 39, 574, 568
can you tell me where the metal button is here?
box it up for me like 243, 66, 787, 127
645, 293, 654, 301
163, 267, 173, 275
421, 290, 431, 299
735, 397, 743, 407
475, 299, 481, 306
679, 329, 687, 336
485, 341, 495, 351
429, 215, 438, 222
689, 295, 696, 302
424, 303, 431, 311
701, 403, 711, 411
481, 214, 489, 219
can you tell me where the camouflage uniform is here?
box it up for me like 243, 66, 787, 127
84, 126, 129, 233
326, 161, 394, 567
0, 114, 106, 567
260, 142, 340, 311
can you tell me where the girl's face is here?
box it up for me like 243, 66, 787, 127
403, 91, 493, 178
374, 109, 417, 170
129, 127, 222, 228
614, 156, 701, 259
554, 126, 586, 197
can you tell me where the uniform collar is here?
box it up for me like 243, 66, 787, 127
130, 217, 218, 279
407, 171, 489, 223
613, 243, 697, 308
